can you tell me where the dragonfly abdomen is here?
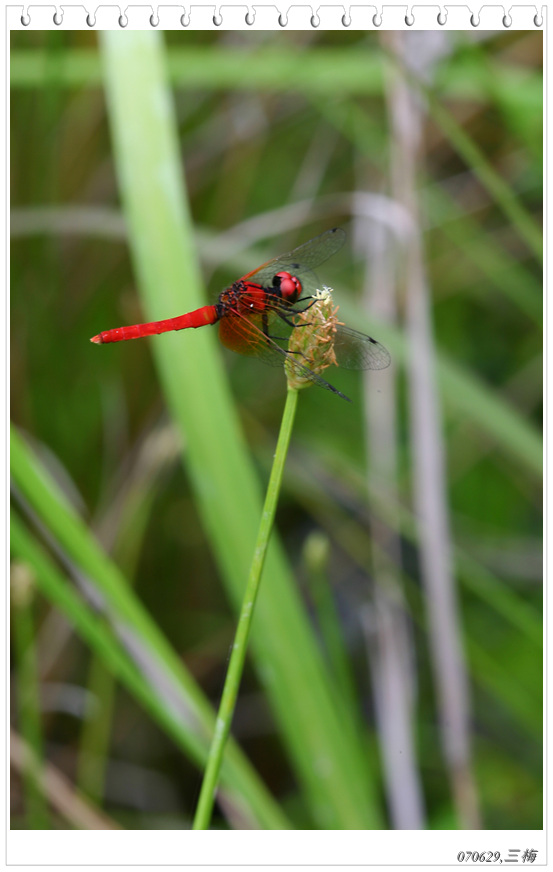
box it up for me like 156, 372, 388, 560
90, 305, 219, 344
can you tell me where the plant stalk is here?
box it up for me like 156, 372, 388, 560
193, 387, 299, 830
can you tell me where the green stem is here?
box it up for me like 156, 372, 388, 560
304, 534, 359, 717
193, 387, 299, 830
376, 43, 542, 265
11, 563, 50, 829
76, 656, 116, 804
426, 91, 542, 264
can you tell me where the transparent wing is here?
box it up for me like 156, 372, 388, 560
333, 325, 391, 371
218, 307, 290, 365
242, 228, 346, 290
218, 307, 350, 400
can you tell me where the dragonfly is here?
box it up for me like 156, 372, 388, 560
90, 228, 391, 401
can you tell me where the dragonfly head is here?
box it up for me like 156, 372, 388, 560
273, 271, 302, 303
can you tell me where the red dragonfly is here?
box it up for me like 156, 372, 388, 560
91, 228, 390, 401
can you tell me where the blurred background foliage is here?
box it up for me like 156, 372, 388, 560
10, 26, 541, 831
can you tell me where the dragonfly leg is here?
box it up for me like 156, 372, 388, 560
261, 310, 309, 348
294, 297, 317, 311
276, 311, 308, 328
259, 310, 289, 345
285, 348, 312, 362
280, 297, 317, 324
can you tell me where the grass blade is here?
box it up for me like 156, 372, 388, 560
10, 429, 290, 829
98, 29, 381, 828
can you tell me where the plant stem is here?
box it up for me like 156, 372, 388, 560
426, 90, 542, 264
193, 387, 299, 830
11, 562, 50, 829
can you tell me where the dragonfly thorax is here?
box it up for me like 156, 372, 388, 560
218, 275, 301, 318
218, 280, 269, 316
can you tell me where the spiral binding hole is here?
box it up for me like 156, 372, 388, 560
16, 3, 518, 37
534, 13, 543, 27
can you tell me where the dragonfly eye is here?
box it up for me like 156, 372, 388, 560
274, 271, 302, 302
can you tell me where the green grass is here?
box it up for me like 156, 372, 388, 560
11, 27, 542, 830
10, 428, 290, 829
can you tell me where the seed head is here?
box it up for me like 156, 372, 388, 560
285, 287, 343, 391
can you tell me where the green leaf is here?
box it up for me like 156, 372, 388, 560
10, 427, 290, 830
96, 29, 381, 829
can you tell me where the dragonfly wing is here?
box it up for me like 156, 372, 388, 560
241, 228, 346, 289
333, 325, 391, 371
218, 310, 290, 365
218, 309, 350, 399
